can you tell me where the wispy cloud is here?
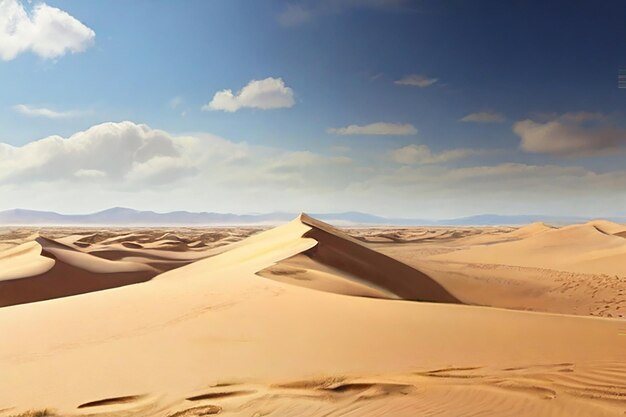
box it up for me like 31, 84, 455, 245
13, 104, 89, 119
390, 144, 493, 165
202, 77, 295, 112
513, 112, 626, 156
3, 121, 626, 218
460, 111, 506, 123
0, 121, 353, 193
0, 0, 95, 61
394, 74, 438, 88
328, 122, 417, 135
169, 96, 184, 109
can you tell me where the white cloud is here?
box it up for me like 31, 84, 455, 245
0, 0, 95, 61
4, 120, 626, 219
261, 151, 352, 188
268, 151, 351, 170
328, 122, 417, 136
460, 111, 506, 123
13, 104, 88, 119
513, 112, 626, 156
390, 144, 491, 165
394, 74, 438, 88
203, 77, 295, 112
336, 158, 626, 218
0, 121, 199, 186
445, 163, 588, 180
0, 121, 354, 193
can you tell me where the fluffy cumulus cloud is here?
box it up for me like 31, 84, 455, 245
0, 121, 201, 186
0, 0, 95, 61
390, 144, 490, 165
4, 121, 626, 218
513, 112, 626, 156
328, 122, 417, 135
13, 104, 87, 119
0, 121, 355, 193
277, 0, 408, 27
394, 74, 438, 88
203, 77, 295, 112
460, 111, 506, 123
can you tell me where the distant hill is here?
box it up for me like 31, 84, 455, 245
0, 208, 418, 226
0, 207, 622, 226
436, 214, 592, 226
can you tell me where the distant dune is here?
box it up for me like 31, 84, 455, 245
0, 237, 156, 307
434, 220, 626, 275
0, 215, 624, 417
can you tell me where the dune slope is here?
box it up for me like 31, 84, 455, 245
259, 213, 460, 302
0, 237, 157, 307
433, 221, 626, 275
0, 215, 624, 417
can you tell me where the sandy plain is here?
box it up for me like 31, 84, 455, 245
0, 215, 624, 417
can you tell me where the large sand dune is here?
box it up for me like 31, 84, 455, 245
259, 214, 459, 302
0, 237, 156, 307
0, 216, 624, 417
368, 221, 626, 318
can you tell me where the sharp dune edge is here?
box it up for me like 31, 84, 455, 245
259, 214, 460, 302
0, 237, 157, 307
0, 215, 624, 417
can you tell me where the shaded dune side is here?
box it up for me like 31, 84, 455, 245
260, 214, 460, 303
0, 237, 157, 308
85, 248, 197, 273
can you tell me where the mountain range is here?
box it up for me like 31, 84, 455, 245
0, 207, 622, 226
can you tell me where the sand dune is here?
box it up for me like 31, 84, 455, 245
0, 227, 254, 308
368, 221, 626, 318
0, 240, 55, 281
0, 237, 157, 308
432, 221, 626, 275
259, 214, 459, 302
505, 221, 554, 238
0, 215, 624, 417
586, 219, 626, 235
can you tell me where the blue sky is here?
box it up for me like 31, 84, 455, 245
0, 0, 625, 218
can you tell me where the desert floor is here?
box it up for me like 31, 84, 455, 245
0, 215, 624, 416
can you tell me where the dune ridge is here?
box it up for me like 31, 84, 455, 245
0, 215, 624, 417
260, 213, 460, 302
0, 237, 157, 307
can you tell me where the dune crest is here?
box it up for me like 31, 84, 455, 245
0, 215, 624, 417
0, 237, 157, 307
260, 213, 460, 302
0, 241, 55, 282
585, 219, 626, 235
506, 221, 554, 238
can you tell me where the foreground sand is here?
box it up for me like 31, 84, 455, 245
0, 216, 624, 416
